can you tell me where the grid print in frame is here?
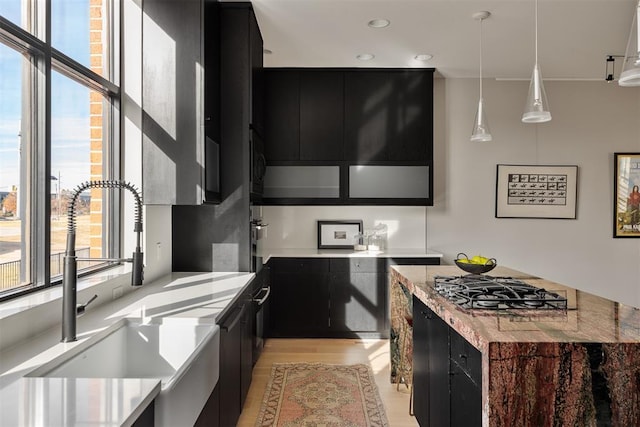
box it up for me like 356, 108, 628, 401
496, 165, 578, 219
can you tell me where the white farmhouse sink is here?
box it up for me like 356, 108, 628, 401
27, 318, 220, 427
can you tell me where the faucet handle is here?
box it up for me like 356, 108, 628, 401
77, 294, 98, 316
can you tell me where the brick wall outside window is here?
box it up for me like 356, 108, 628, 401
89, 0, 104, 258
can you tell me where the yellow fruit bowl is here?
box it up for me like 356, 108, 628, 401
454, 253, 497, 274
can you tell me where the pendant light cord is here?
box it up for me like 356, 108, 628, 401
535, 0, 539, 66
479, 17, 483, 99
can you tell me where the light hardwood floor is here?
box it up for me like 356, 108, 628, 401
237, 338, 418, 427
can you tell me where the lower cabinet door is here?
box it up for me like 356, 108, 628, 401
219, 305, 245, 427
240, 299, 254, 406
425, 301, 450, 427
268, 272, 329, 336
329, 272, 386, 336
449, 362, 482, 427
413, 296, 451, 427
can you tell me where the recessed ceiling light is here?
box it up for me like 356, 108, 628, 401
414, 54, 433, 61
357, 53, 375, 61
368, 19, 390, 28
263, 49, 273, 55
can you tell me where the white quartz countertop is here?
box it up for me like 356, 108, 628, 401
260, 248, 442, 263
0, 271, 254, 427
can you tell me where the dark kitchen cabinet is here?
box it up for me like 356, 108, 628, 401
264, 70, 300, 161
220, 2, 264, 202
176, 2, 262, 271
204, 0, 221, 203
268, 258, 330, 336
267, 257, 389, 338
344, 70, 432, 162
261, 68, 434, 206
413, 296, 481, 427
343, 71, 388, 161
195, 384, 219, 427
218, 286, 254, 427
249, 7, 265, 137
300, 71, 344, 161
264, 70, 344, 162
142, 0, 204, 205
328, 258, 387, 337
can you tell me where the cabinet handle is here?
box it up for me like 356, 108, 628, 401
253, 286, 271, 305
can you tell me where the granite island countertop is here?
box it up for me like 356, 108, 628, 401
391, 265, 640, 427
0, 271, 254, 427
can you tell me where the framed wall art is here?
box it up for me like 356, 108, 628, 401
495, 164, 578, 219
317, 220, 363, 249
614, 152, 640, 238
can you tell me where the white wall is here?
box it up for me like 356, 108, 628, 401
261, 206, 427, 249
429, 78, 640, 307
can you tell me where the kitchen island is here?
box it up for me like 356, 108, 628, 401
391, 265, 640, 427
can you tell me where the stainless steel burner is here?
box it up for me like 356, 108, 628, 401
434, 275, 568, 310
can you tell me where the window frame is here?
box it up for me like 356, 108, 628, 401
0, 0, 121, 301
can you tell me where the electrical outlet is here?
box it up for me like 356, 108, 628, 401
112, 286, 123, 300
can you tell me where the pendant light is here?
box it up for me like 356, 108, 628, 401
619, 0, 640, 86
470, 11, 492, 143
522, 0, 551, 123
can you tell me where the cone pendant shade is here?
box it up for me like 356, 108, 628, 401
522, 0, 551, 123
619, 0, 640, 87
522, 63, 551, 123
470, 11, 492, 142
471, 98, 492, 142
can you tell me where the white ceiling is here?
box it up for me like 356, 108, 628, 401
250, 0, 638, 80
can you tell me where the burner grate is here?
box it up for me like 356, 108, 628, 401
434, 275, 568, 310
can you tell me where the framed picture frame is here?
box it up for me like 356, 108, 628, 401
317, 220, 363, 249
614, 152, 640, 238
495, 164, 578, 219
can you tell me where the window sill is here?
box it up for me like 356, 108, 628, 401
0, 265, 134, 350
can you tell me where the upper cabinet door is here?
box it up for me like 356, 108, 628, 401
344, 71, 391, 161
387, 71, 433, 162
299, 71, 344, 161
265, 70, 300, 161
344, 70, 432, 162
249, 9, 265, 137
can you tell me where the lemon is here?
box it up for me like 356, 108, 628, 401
471, 255, 490, 265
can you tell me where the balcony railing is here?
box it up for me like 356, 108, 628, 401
0, 247, 90, 290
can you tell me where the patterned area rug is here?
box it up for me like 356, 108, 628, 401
255, 363, 390, 427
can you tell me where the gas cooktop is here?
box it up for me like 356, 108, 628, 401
434, 275, 568, 310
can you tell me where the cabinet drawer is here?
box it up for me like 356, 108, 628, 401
329, 258, 387, 273
269, 257, 329, 273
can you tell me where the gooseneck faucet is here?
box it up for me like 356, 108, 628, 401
62, 180, 144, 342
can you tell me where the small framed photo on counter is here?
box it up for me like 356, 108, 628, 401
614, 152, 640, 238
317, 220, 363, 249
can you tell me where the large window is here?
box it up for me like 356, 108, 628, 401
0, 0, 119, 298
